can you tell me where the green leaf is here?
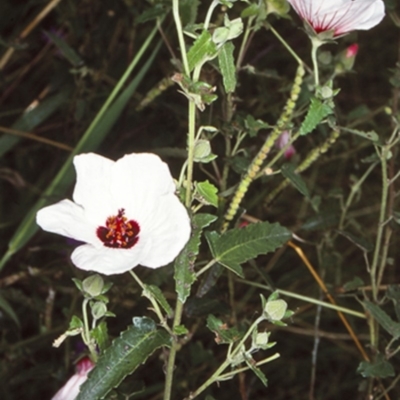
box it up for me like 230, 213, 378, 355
187, 30, 218, 72
77, 317, 171, 400
0, 291, 19, 326
0, 38, 162, 271
245, 356, 268, 386
136, 4, 169, 24
218, 42, 236, 94
280, 163, 310, 200
91, 321, 109, 352
363, 301, 400, 339
206, 314, 241, 344
300, 97, 332, 136
195, 181, 218, 207
342, 277, 365, 292
387, 285, 400, 322
143, 284, 173, 318
174, 214, 217, 303
44, 30, 83, 67
174, 325, 189, 335
357, 354, 395, 378
205, 222, 291, 276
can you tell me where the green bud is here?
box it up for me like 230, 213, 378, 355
91, 301, 107, 320
194, 140, 212, 161
82, 274, 104, 297
264, 299, 287, 321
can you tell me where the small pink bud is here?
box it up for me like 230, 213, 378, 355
275, 131, 296, 160
345, 44, 359, 59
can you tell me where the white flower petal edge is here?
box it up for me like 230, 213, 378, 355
36, 199, 100, 245
36, 152, 191, 275
288, 0, 385, 36
52, 358, 94, 400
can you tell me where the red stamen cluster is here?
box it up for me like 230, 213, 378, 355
97, 208, 140, 248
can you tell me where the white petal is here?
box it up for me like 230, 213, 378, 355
36, 199, 99, 245
111, 153, 176, 203
51, 374, 88, 400
71, 237, 152, 275
72, 153, 116, 223
288, 0, 385, 35
138, 193, 191, 268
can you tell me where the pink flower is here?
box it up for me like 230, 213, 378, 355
36, 153, 191, 275
52, 358, 94, 400
287, 0, 385, 37
275, 131, 296, 160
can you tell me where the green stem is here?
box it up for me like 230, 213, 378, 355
172, 0, 190, 75
82, 298, 97, 362
311, 38, 320, 88
268, 24, 304, 66
188, 316, 265, 399
370, 145, 389, 302
195, 259, 218, 277
236, 16, 255, 69
129, 270, 174, 336
237, 278, 366, 319
204, 0, 219, 30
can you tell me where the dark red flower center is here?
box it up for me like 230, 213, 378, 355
97, 208, 140, 249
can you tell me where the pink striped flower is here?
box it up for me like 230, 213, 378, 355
52, 358, 94, 400
287, 0, 385, 37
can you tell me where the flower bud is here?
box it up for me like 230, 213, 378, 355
82, 274, 104, 297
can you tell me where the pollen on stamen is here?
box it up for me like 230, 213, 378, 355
97, 208, 140, 249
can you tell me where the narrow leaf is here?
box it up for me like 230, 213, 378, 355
245, 357, 268, 386
206, 222, 291, 276
174, 214, 217, 303
143, 284, 173, 318
363, 301, 400, 339
218, 42, 236, 93
44, 30, 83, 67
187, 30, 217, 72
300, 97, 332, 136
77, 317, 171, 400
0, 89, 70, 158
281, 163, 310, 199
0, 291, 20, 326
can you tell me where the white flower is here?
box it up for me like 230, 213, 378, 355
37, 153, 191, 275
287, 0, 385, 37
52, 357, 94, 400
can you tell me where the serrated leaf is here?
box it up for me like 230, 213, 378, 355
300, 97, 332, 135
218, 42, 236, 93
143, 284, 173, 318
196, 181, 218, 207
187, 30, 218, 72
357, 354, 395, 378
206, 314, 241, 344
77, 317, 171, 400
363, 301, 400, 339
341, 127, 379, 142
174, 214, 217, 303
205, 222, 291, 276
281, 163, 310, 199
